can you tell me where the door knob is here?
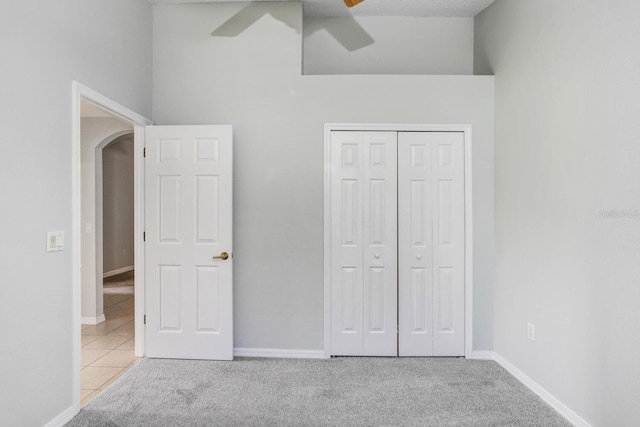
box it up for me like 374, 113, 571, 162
212, 252, 229, 260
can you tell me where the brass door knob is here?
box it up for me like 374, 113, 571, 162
212, 252, 229, 260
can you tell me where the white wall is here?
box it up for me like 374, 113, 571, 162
153, 2, 494, 352
303, 17, 474, 75
102, 134, 135, 274
475, 1, 640, 425
0, 0, 152, 424
81, 118, 132, 322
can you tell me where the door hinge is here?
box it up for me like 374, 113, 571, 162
143, 147, 146, 157
143, 232, 146, 242
144, 315, 146, 325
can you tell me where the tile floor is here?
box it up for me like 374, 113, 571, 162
81, 276, 141, 406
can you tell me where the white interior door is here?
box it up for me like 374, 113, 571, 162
145, 125, 233, 360
330, 131, 398, 356
398, 132, 465, 356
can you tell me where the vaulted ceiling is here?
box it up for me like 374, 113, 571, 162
149, 0, 495, 18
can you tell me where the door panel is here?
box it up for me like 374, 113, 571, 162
159, 265, 181, 330
398, 132, 434, 356
398, 132, 465, 356
331, 131, 397, 356
340, 267, 359, 333
362, 133, 397, 356
410, 267, 429, 333
431, 133, 465, 356
145, 125, 233, 360
159, 176, 181, 242
331, 133, 364, 356
195, 176, 219, 243
196, 266, 220, 331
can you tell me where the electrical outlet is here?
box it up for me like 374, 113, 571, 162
527, 323, 535, 342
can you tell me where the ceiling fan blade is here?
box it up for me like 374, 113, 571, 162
211, 4, 266, 37
212, 3, 300, 37
343, 0, 366, 8
322, 17, 374, 51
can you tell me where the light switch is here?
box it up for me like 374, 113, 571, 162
86, 223, 92, 233
47, 231, 64, 252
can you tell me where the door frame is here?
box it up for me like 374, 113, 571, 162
71, 81, 152, 411
323, 123, 474, 358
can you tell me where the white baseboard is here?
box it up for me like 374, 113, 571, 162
44, 405, 77, 427
234, 347, 327, 359
103, 265, 134, 278
492, 352, 592, 427
467, 350, 495, 360
81, 314, 105, 325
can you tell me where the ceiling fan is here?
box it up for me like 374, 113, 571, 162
343, 0, 366, 7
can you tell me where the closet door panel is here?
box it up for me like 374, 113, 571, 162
330, 131, 397, 356
398, 132, 465, 357
431, 132, 465, 356
331, 132, 365, 355
398, 132, 434, 356
362, 133, 397, 356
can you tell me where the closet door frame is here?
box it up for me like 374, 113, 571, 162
323, 123, 474, 359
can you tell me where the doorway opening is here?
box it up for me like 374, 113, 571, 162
79, 126, 137, 405
72, 82, 152, 412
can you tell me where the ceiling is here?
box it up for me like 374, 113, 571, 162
80, 101, 132, 129
149, 0, 495, 18
81, 101, 113, 118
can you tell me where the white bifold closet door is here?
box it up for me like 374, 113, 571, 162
330, 130, 465, 357
330, 131, 398, 356
398, 132, 465, 357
